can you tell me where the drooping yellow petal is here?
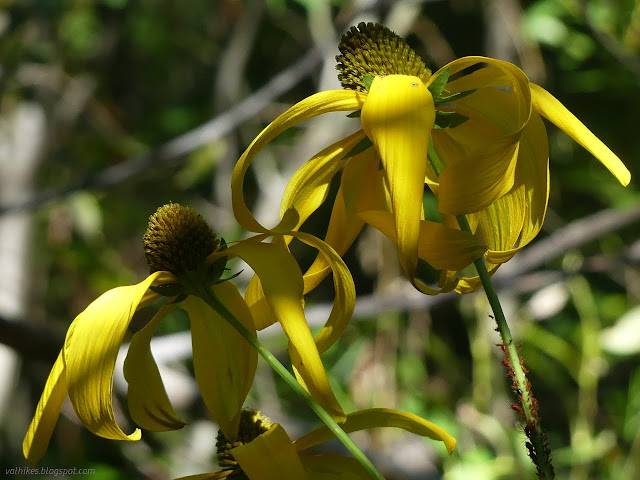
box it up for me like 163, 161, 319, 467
302, 185, 365, 293
226, 239, 345, 421
303, 147, 383, 292
359, 210, 486, 273
481, 110, 549, 264
185, 282, 258, 441
437, 132, 520, 216
136, 271, 177, 311
453, 113, 550, 292
302, 455, 369, 480
455, 262, 501, 294
434, 56, 532, 127
232, 424, 308, 480
23, 352, 67, 464
64, 272, 165, 441
530, 83, 630, 186
124, 304, 186, 432
280, 130, 366, 230
360, 75, 435, 281
511, 111, 550, 252
288, 231, 355, 355
232, 90, 365, 233
245, 230, 355, 356
294, 408, 456, 455
245, 273, 278, 331
429, 57, 533, 213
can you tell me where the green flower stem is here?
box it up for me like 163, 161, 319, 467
456, 215, 555, 480
191, 283, 387, 480
428, 138, 555, 479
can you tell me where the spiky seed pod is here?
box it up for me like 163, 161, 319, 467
143, 203, 219, 275
216, 409, 273, 477
336, 22, 431, 92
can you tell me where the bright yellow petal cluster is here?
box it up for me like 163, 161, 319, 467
24, 219, 353, 463
230, 81, 485, 295
177, 408, 456, 480
231, 25, 630, 295
428, 57, 629, 291
23, 271, 176, 463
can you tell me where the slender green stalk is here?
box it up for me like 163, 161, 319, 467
428, 138, 555, 479
456, 215, 555, 480
188, 282, 387, 480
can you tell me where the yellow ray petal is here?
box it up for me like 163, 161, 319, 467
302, 455, 369, 479
245, 273, 278, 331
232, 424, 308, 480
361, 75, 435, 281
232, 90, 365, 233
359, 210, 486, 272
513, 111, 550, 249
430, 57, 532, 213
64, 272, 165, 441
302, 185, 365, 292
294, 408, 456, 455
124, 304, 186, 432
437, 135, 520, 215
455, 262, 501, 294
185, 282, 258, 441
288, 231, 355, 355
280, 130, 366, 230
303, 147, 382, 292
226, 239, 345, 421
530, 83, 630, 186
23, 352, 67, 464
136, 272, 176, 311
434, 56, 531, 127
482, 110, 549, 264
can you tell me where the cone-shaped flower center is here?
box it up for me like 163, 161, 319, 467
143, 203, 219, 275
216, 408, 272, 475
336, 22, 431, 92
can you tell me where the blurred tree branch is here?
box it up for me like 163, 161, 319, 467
0, 47, 323, 216
3, 204, 638, 364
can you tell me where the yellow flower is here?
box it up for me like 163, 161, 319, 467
176, 407, 456, 480
24, 204, 355, 464
231, 23, 630, 295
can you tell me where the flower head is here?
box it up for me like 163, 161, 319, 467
24, 204, 354, 464
177, 407, 456, 480
336, 22, 431, 92
231, 22, 630, 294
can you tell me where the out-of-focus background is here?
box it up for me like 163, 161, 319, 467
1, 1, 639, 479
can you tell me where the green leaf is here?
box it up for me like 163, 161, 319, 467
434, 89, 476, 105
344, 136, 373, 159
427, 67, 450, 99
346, 110, 361, 118
363, 74, 374, 92
433, 111, 469, 129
